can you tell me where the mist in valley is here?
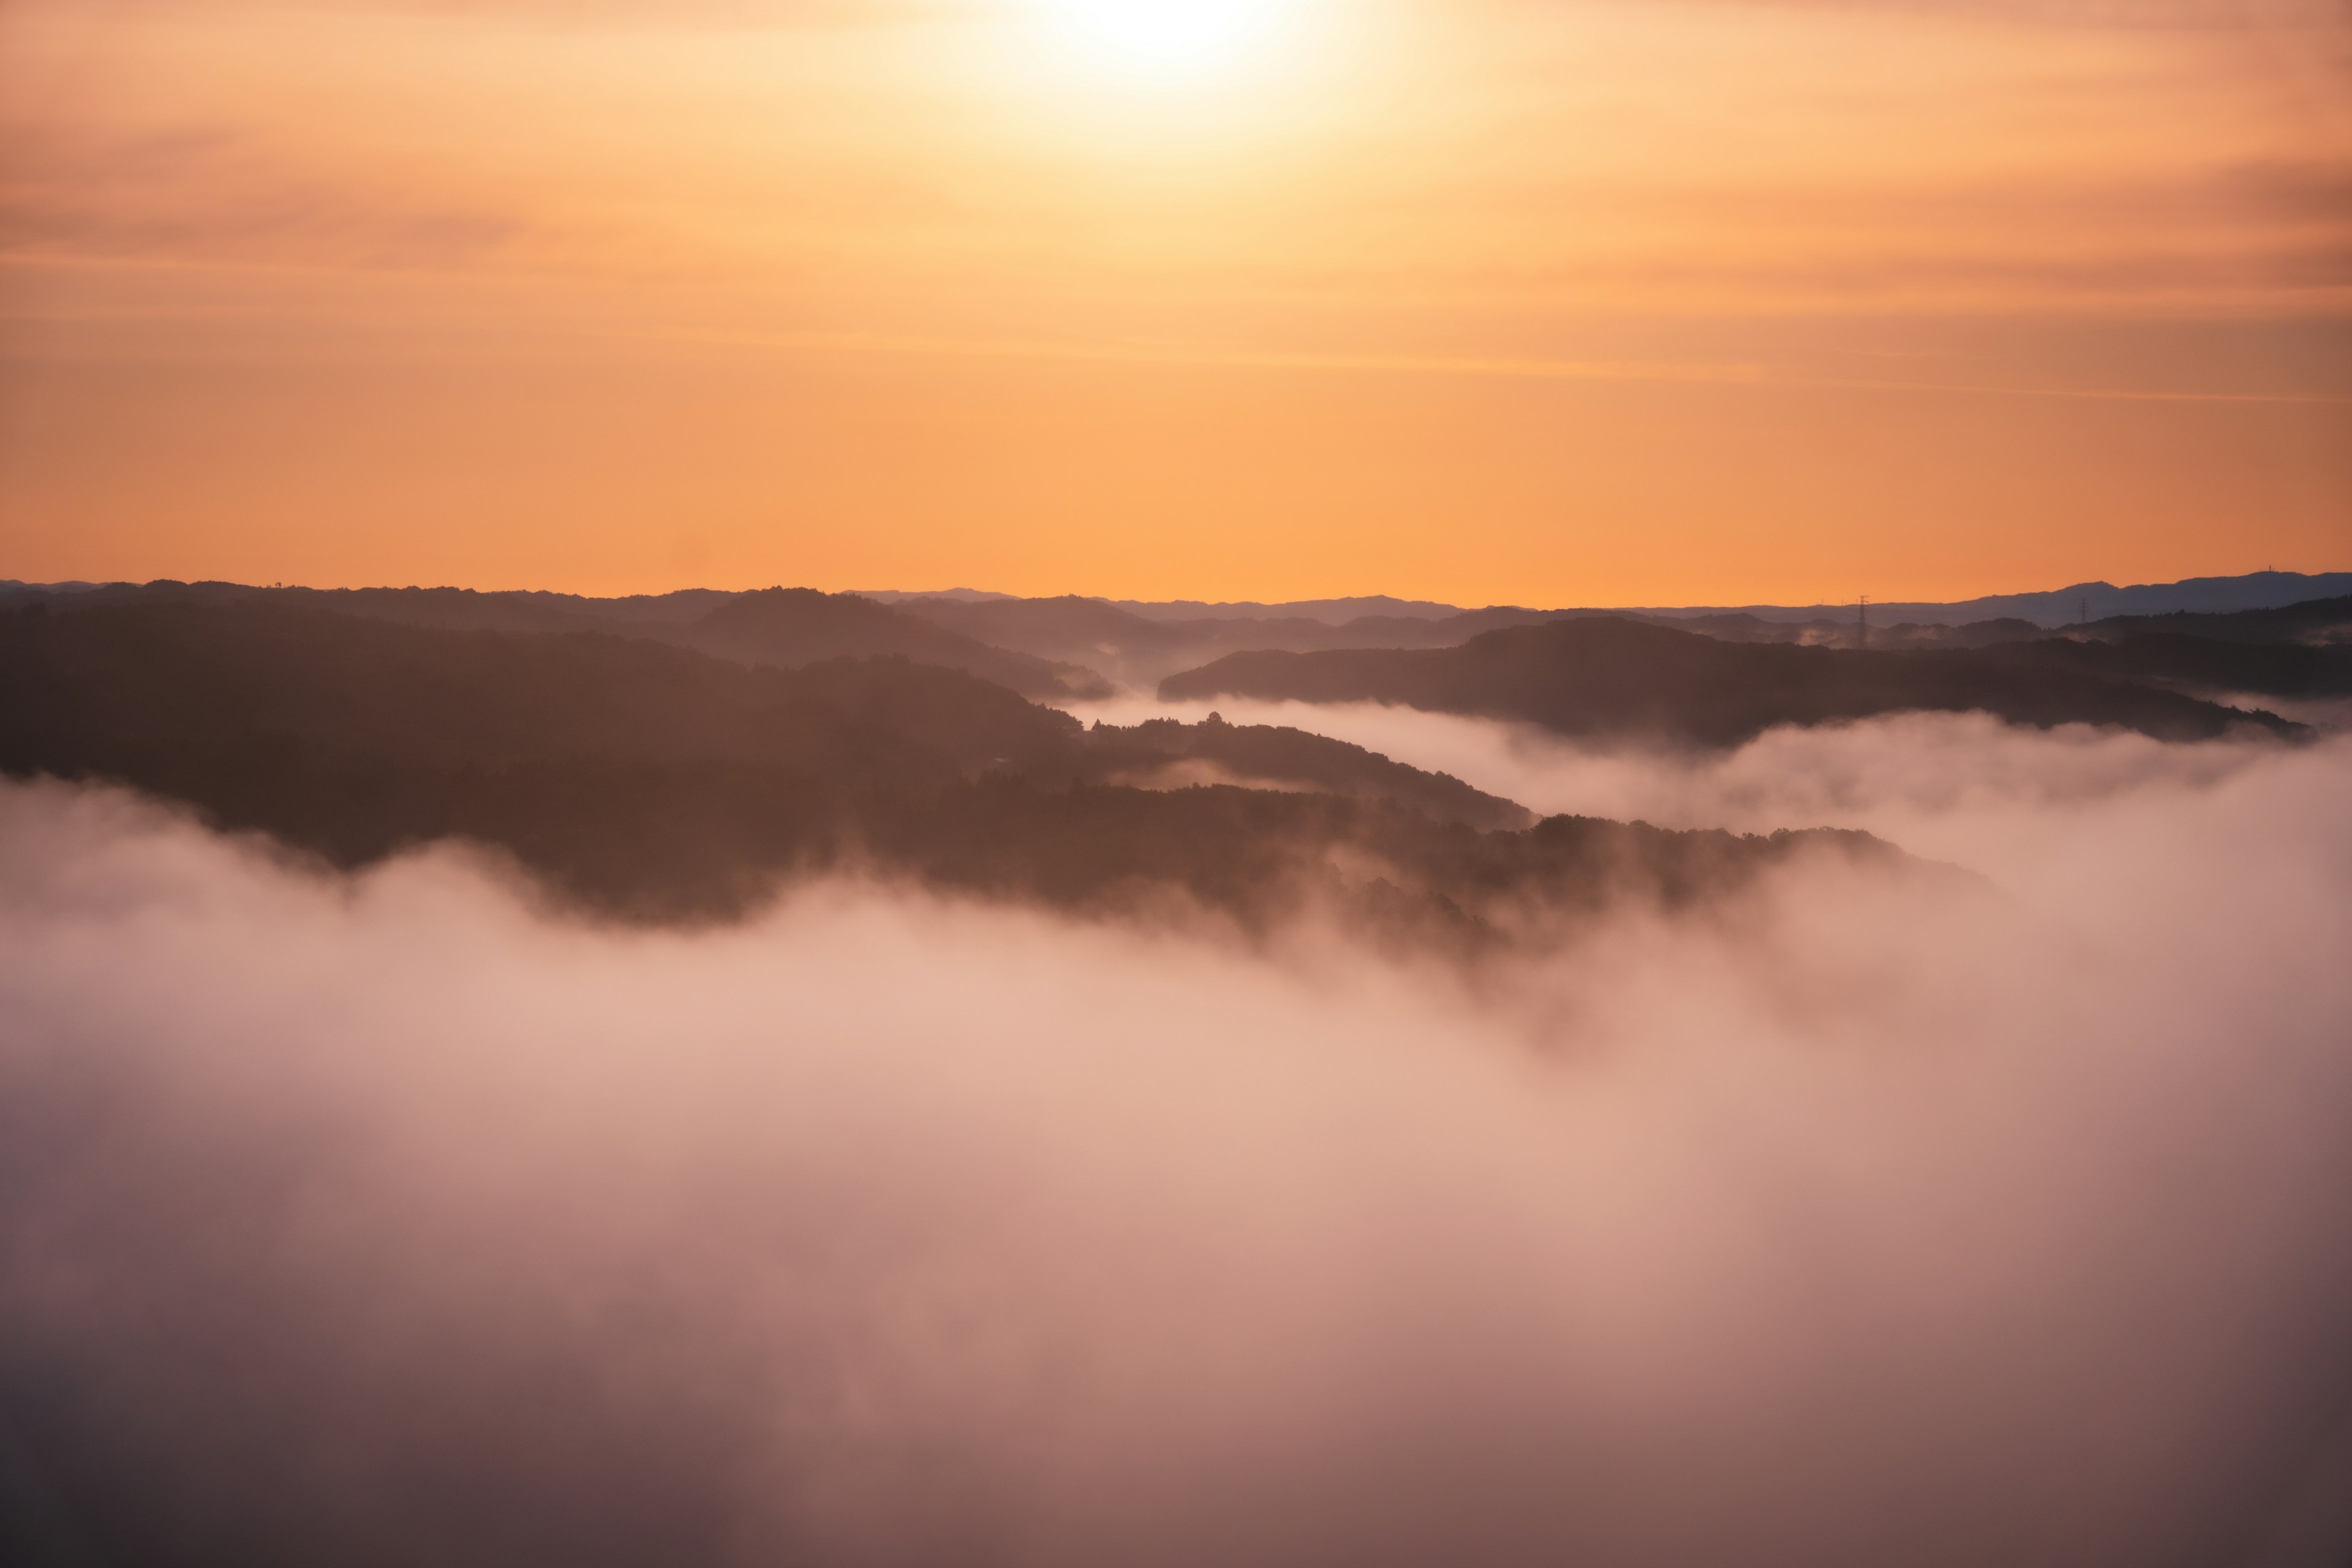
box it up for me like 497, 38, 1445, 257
8, 0, 2345, 1551
1074, 695, 2337, 887
4, 720, 2349, 1566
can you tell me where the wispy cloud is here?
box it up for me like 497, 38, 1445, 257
0, 124, 529, 271
649, 324, 2352, 404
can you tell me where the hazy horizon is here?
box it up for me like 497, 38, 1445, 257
10, 562, 2350, 609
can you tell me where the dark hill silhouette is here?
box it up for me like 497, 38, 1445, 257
1159, 617, 2305, 747
1079, 715, 1532, 831
0, 599, 995, 780
1100, 594, 1463, 624
1621, 570, 2352, 628
1, 580, 1112, 701
873, 594, 2207, 683
2072, 594, 2352, 647
1652, 599, 2352, 695
0, 578, 729, 633
894, 592, 1193, 655
829, 570, 2352, 635
686, 587, 1110, 700
1630, 612, 2046, 650
825, 587, 2352, 690
894, 596, 1575, 686
1980, 630, 2352, 700
33, 581, 2339, 702
0, 601, 1910, 940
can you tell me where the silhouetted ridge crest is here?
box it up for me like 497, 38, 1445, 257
685, 587, 1110, 700
3, 578, 1115, 701
0, 601, 1919, 938
1079, 715, 1532, 830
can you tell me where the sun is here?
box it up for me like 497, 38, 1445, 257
1034, 0, 1291, 78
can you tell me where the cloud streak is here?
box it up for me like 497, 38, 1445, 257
663, 323, 2352, 404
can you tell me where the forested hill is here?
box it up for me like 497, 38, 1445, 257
1159, 617, 2307, 747
686, 587, 1107, 699
0, 579, 1111, 701
4, 601, 1822, 942
1977, 630, 2352, 701
2068, 595, 2352, 648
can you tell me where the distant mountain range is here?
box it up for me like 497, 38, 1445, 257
848, 571, 2352, 686
859, 589, 1467, 623
1629, 571, 2352, 630
853, 570, 2352, 630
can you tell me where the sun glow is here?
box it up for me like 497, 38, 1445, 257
1035, 0, 1291, 78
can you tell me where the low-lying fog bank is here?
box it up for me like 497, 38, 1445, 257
1069, 697, 2329, 883
2, 728, 2350, 1566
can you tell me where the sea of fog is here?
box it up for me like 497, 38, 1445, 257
3, 715, 2350, 1566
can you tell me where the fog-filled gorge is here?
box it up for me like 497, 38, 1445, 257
4, 720, 2350, 1566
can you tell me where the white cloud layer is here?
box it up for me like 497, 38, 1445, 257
2, 723, 2350, 1564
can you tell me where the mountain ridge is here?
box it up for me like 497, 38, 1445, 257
0, 600, 1917, 944
1159, 616, 2308, 748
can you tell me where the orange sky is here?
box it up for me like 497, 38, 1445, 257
2, 0, 2348, 605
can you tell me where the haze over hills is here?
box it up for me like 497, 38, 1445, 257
4, 575, 2321, 946
0, 579, 1110, 700
7, 575, 2342, 756
832, 572, 2352, 687
2062, 595, 2352, 648
875, 595, 1504, 689
862, 590, 1469, 623
0, 578, 736, 629
1637, 570, 2352, 629
9, 575, 2343, 744
856, 570, 2352, 630
1086, 715, 1533, 832
1, 600, 1746, 940
1978, 625, 2352, 704
687, 587, 1109, 700
20, 569, 2343, 633
1160, 617, 2309, 749
9, 571, 2346, 697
